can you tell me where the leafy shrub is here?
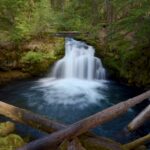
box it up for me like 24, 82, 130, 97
21, 51, 56, 75
21, 51, 53, 64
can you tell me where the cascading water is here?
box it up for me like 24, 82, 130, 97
33, 38, 107, 107
52, 38, 106, 80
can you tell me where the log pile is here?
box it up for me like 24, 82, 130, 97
0, 90, 149, 150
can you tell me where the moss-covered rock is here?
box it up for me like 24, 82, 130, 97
0, 71, 30, 86
0, 37, 65, 84
0, 134, 25, 150
77, 35, 150, 88
102, 47, 150, 87
0, 122, 25, 150
0, 121, 15, 137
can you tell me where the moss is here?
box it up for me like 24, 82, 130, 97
0, 122, 15, 137
20, 37, 65, 76
0, 71, 30, 86
0, 134, 25, 150
0, 122, 25, 150
77, 33, 150, 88
0, 37, 65, 83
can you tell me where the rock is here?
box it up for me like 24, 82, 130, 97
0, 134, 25, 150
0, 121, 15, 136
0, 71, 30, 86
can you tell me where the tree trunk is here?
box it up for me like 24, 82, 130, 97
0, 101, 65, 133
123, 134, 150, 150
0, 101, 124, 150
128, 104, 150, 131
68, 138, 86, 150
18, 90, 150, 150
58, 138, 86, 150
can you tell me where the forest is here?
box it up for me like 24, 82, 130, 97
0, 0, 150, 150
0, 0, 150, 86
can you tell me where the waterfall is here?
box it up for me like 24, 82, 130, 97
36, 38, 107, 107
52, 38, 106, 80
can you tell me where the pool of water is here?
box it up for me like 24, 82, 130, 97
0, 77, 149, 143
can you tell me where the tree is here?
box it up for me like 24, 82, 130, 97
0, 0, 53, 42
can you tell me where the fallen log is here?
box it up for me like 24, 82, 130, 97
128, 104, 150, 131
58, 138, 86, 150
49, 31, 89, 37
0, 101, 124, 150
67, 138, 86, 150
18, 90, 150, 150
79, 134, 125, 150
123, 134, 150, 150
0, 101, 65, 133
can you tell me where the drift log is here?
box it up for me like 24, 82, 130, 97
123, 134, 150, 150
0, 101, 124, 150
128, 104, 150, 131
58, 138, 86, 150
18, 90, 150, 150
0, 101, 65, 133
79, 134, 125, 150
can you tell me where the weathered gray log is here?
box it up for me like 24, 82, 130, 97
0, 101, 65, 133
128, 104, 150, 131
67, 138, 86, 150
123, 134, 150, 150
0, 101, 124, 150
79, 134, 125, 150
18, 90, 150, 150
58, 138, 86, 150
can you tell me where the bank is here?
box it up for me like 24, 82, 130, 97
0, 37, 64, 86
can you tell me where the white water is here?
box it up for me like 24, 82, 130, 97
52, 38, 106, 80
36, 78, 107, 108
36, 38, 107, 107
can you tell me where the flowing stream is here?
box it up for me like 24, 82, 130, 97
0, 38, 149, 143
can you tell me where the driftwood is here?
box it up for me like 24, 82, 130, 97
123, 134, 150, 150
128, 104, 150, 131
0, 101, 65, 133
0, 101, 124, 150
18, 90, 150, 150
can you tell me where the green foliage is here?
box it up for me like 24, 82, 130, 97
21, 51, 54, 64
109, 0, 150, 47
0, 134, 25, 150
0, 0, 54, 42
22, 51, 44, 64
53, 0, 104, 38
21, 51, 56, 75
0, 0, 149, 85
